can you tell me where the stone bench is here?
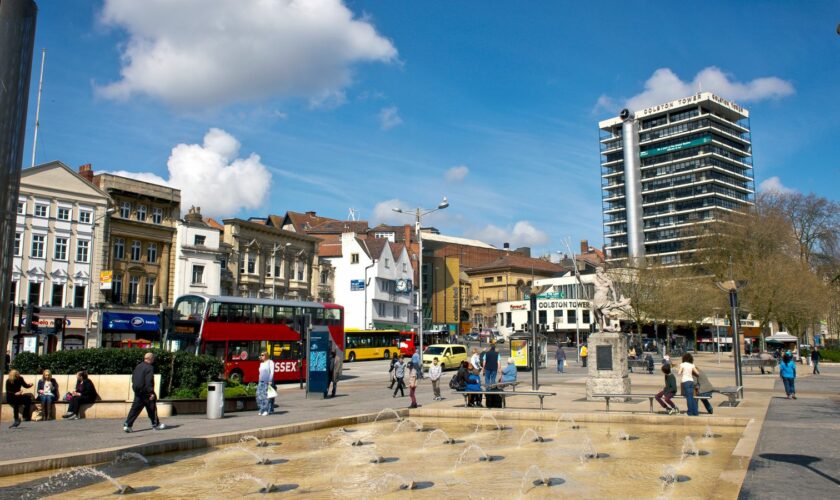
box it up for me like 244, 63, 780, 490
2, 374, 171, 420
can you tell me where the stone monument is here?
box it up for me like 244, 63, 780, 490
586, 267, 631, 401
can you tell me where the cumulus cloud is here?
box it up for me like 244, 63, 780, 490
96, 0, 398, 109
109, 128, 271, 218
467, 221, 549, 248
444, 165, 469, 183
378, 106, 402, 130
593, 94, 617, 114
619, 67, 794, 111
758, 176, 795, 194
372, 198, 411, 225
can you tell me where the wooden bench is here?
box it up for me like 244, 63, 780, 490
1, 373, 169, 420
592, 393, 712, 413
455, 387, 556, 410
718, 385, 743, 407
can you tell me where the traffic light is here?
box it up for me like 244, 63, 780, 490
54, 317, 65, 335
26, 304, 41, 333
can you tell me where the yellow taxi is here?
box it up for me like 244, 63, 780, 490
421, 344, 468, 371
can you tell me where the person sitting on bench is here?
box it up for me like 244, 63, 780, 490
63, 370, 98, 420
465, 364, 482, 408
37, 369, 59, 421
5, 369, 32, 428
501, 357, 517, 384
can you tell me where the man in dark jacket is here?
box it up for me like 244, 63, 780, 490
483, 344, 499, 386
123, 352, 165, 432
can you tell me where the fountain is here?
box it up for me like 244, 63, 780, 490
372, 408, 404, 423
225, 473, 275, 494
519, 464, 565, 493
394, 417, 425, 432
240, 435, 269, 447
0, 415, 744, 498
703, 425, 720, 439
517, 428, 547, 446
114, 451, 149, 465
556, 414, 580, 433
72, 467, 134, 495
474, 414, 503, 432
215, 446, 273, 465
424, 428, 458, 446
681, 436, 699, 457
615, 428, 638, 441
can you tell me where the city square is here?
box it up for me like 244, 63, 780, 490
1, 1, 839, 499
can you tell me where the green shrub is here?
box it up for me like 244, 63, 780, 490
817, 349, 840, 363
10, 348, 223, 398
197, 380, 257, 399
168, 387, 200, 399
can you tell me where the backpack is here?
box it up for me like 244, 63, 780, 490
448, 374, 461, 390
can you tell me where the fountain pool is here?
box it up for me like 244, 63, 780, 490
0, 415, 746, 498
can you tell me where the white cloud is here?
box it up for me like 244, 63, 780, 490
97, 0, 398, 109
593, 94, 617, 114
758, 176, 795, 194
371, 198, 452, 227
378, 106, 402, 130
108, 128, 272, 218
621, 67, 794, 111
467, 221, 549, 248
444, 165, 469, 183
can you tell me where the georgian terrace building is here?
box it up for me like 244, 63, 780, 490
9, 162, 111, 353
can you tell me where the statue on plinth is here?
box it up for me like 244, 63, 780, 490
592, 267, 631, 333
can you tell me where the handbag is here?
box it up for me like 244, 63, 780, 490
266, 386, 278, 399
64, 392, 74, 402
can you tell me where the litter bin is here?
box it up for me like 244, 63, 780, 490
206, 381, 225, 419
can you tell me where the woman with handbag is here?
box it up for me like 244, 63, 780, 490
63, 370, 97, 420
257, 352, 273, 416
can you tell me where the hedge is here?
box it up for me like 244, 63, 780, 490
817, 349, 840, 363
10, 349, 223, 398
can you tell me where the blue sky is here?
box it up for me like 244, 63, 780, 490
23, 0, 840, 256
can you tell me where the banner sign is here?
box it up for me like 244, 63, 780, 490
639, 136, 711, 158
511, 339, 528, 368
350, 279, 365, 291
102, 312, 159, 333
99, 271, 113, 290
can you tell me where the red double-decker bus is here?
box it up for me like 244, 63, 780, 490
170, 294, 344, 384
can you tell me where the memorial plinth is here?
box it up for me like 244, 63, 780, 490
585, 331, 631, 401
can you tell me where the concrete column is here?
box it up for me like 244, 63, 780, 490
622, 116, 645, 262
0, 1, 38, 371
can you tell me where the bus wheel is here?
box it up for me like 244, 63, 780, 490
383, 350, 390, 359
349, 352, 356, 362
229, 370, 243, 384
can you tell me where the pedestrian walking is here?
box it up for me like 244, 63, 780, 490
655, 364, 679, 415
483, 344, 499, 387
429, 357, 443, 400
388, 352, 398, 388
328, 344, 342, 398
411, 350, 423, 379
392, 355, 406, 398
470, 348, 481, 372
580, 344, 588, 367
811, 347, 821, 375
254, 351, 273, 415
407, 362, 419, 408
780, 351, 797, 399
677, 353, 699, 416
123, 352, 165, 432
5, 369, 32, 428
556, 343, 566, 373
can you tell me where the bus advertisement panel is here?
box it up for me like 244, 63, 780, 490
171, 294, 344, 384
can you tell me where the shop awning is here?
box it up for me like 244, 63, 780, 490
765, 332, 798, 343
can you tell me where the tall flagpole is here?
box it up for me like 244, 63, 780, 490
31, 48, 45, 168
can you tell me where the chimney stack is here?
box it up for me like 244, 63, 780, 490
404, 224, 412, 244
305, 211, 316, 216
78, 163, 94, 182
580, 239, 589, 254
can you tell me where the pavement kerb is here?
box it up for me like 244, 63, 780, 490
0, 409, 409, 478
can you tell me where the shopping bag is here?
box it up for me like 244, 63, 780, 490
266, 386, 278, 399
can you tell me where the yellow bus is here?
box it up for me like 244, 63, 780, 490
344, 329, 401, 362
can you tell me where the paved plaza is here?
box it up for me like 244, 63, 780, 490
0, 352, 837, 498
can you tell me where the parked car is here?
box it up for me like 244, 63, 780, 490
493, 334, 506, 344
421, 344, 469, 371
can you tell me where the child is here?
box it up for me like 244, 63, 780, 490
429, 357, 443, 400
655, 364, 679, 415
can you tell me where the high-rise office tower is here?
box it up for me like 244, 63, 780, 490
599, 92, 755, 266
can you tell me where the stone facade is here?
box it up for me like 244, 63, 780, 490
585, 331, 631, 400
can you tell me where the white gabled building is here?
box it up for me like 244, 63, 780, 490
172, 207, 229, 299
329, 233, 415, 331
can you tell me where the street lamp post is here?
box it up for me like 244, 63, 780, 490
84, 207, 116, 349
393, 197, 449, 356
716, 278, 747, 400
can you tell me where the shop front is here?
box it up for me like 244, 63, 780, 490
100, 311, 161, 348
